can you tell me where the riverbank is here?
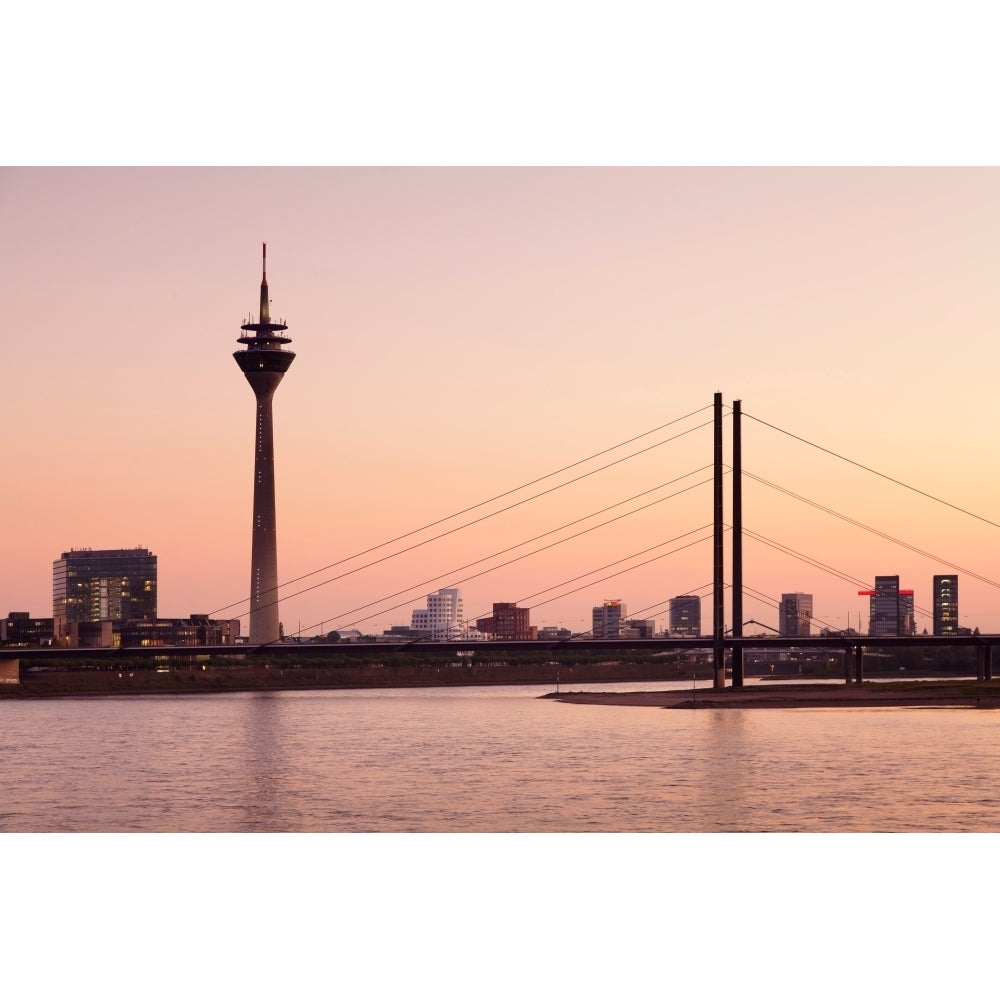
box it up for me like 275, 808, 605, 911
1, 660, 676, 699
544, 680, 1000, 709
4, 667, 996, 705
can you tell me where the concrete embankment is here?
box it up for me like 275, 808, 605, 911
545, 681, 1000, 710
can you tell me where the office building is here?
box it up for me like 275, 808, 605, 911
669, 595, 701, 637
53, 547, 157, 642
622, 618, 656, 638
860, 576, 915, 636
411, 588, 465, 639
537, 626, 573, 640
1, 612, 54, 647
933, 575, 959, 636
234, 244, 295, 645
119, 615, 241, 647
900, 591, 915, 637
476, 603, 534, 640
779, 593, 813, 637
592, 600, 626, 638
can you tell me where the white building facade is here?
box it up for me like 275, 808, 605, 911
411, 587, 466, 639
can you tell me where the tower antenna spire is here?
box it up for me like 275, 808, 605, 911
260, 242, 270, 323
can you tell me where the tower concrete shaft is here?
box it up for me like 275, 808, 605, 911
234, 244, 295, 645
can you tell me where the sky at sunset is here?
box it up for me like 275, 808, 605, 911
4, 166, 1000, 638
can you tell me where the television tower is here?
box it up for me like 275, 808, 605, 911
234, 243, 295, 645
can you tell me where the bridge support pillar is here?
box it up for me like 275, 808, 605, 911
0, 657, 20, 685
843, 648, 852, 685
853, 645, 864, 685
977, 645, 991, 681
713, 650, 725, 691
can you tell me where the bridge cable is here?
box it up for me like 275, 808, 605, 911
741, 527, 934, 624
271, 468, 716, 636
742, 411, 1000, 530
324, 526, 718, 640
744, 470, 1000, 591
209, 406, 715, 618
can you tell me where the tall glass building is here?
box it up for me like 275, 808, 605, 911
779, 593, 813, 637
52, 547, 157, 628
862, 575, 915, 636
669, 595, 701, 637
933, 575, 959, 635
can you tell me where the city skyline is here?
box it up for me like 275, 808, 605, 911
3, 168, 1000, 638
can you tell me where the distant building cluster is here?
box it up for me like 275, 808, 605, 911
0, 548, 974, 652
1, 547, 240, 650
383, 590, 537, 642
755, 574, 968, 640
588, 600, 657, 639
854, 574, 968, 638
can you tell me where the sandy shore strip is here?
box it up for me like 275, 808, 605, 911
544, 682, 1000, 709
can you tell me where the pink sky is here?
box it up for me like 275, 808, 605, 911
3, 167, 999, 636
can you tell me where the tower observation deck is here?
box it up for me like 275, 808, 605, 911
234, 243, 295, 645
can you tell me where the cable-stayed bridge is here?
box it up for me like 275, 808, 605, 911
6, 393, 1000, 688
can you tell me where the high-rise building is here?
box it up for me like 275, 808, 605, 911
779, 593, 813, 637
860, 576, 914, 636
234, 244, 295, 645
476, 603, 534, 640
933, 575, 959, 636
900, 591, 915, 637
53, 547, 157, 642
669, 595, 701, 637
411, 588, 465, 639
592, 600, 626, 638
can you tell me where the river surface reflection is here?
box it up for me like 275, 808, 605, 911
3, 679, 999, 831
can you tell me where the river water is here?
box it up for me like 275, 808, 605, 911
3, 678, 999, 832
